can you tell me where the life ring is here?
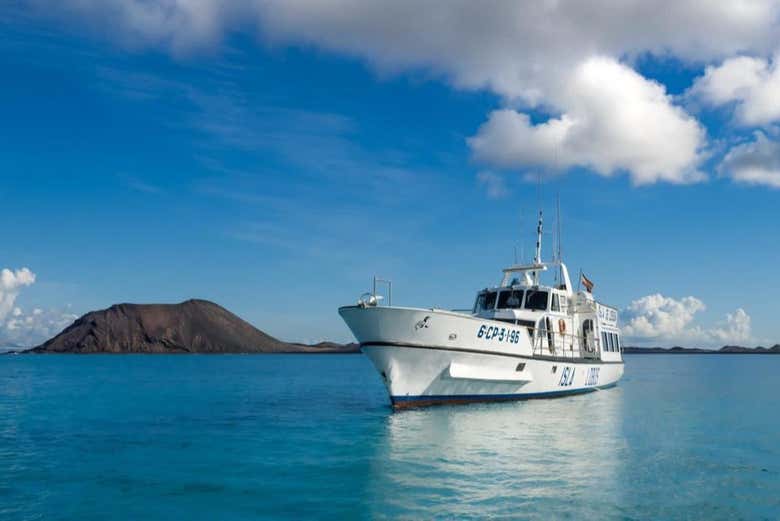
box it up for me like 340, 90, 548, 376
558, 319, 566, 335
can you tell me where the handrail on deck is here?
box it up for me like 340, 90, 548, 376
526, 327, 599, 360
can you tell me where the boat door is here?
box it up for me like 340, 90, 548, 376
582, 319, 597, 358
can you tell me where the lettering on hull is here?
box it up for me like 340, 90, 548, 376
477, 324, 521, 344
559, 366, 576, 386
585, 367, 600, 386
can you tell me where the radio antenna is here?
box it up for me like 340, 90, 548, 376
556, 193, 562, 262
534, 209, 543, 286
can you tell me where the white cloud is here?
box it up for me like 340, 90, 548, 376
0, 267, 36, 321
719, 130, 780, 188
468, 58, 706, 185
623, 294, 707, 340
476, 171, 509, 199
691, 54, 780, 126
623, 293, 753, 345
1, 306, 78, 347
710, 308, 752, 344
33, 2, 780, 72
22, 1, 780, 184
0, 267, 76, 347
30, 0, 230, 55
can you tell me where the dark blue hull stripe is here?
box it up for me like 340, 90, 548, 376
391, 383, 617, 404
362, 341, 625, 365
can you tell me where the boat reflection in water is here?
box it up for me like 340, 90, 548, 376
365, 388, 626, 519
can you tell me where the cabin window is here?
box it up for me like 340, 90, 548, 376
524, 290, 549, 311
607, 333, 614, 351
498, 289, 524, 309
473, 293, 485, 313
551, 293, 560, 312
602, 332, 608, 351
614, 334, 620, 351
483, 291, 498, 310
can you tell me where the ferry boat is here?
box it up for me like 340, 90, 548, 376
339, 211, 624, 409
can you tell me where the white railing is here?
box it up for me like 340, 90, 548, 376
358, 276, 393, 307
528, 328, 599, 360
372, 276, 392, 306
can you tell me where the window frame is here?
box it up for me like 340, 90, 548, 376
483, 291, 498, 311
473, 293, 486, 314
583, 319, 594, 351
524, 290, 549, 311
497, 289, 524, 309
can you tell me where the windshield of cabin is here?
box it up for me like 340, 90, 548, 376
524, 290, 548, 311
497, 290, 524, 309
473, 293, 486, 313
483, 291, 498, 310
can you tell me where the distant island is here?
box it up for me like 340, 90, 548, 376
23, 299, 358, 354
624, 345, 780, 354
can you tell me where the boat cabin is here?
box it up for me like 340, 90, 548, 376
471, 261, 622, 361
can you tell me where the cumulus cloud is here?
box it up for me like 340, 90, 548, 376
623, 293, 753, 345
623, 294, 707, 340
0, 268, 36, 321
0, 267, 76, 347
40, 1, 777, 92
1, 306, 78, 347
691, 54, 780, 126
23, 1, 780, 185
710, 308, 752, 344
27, 0, 231, 55
719, 130, 780, 188
468, 58, 706, 185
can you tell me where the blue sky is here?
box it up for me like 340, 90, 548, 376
1, 2, 779, 347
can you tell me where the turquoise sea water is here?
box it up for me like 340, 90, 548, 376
1, 354, 778, 520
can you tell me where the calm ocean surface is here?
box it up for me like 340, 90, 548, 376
1, 354, 778, 520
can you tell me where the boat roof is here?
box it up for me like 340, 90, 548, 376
498, 260, 573, 295
501, 263, 548, 274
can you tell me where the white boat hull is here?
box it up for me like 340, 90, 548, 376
362, 343, 622, 408
339, 305, 624, 409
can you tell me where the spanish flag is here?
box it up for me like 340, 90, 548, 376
581, 272, 594, 293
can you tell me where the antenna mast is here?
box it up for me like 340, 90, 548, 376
556, 194, 562, 262
534, 210, 543, 264
534, 209, 543, 285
